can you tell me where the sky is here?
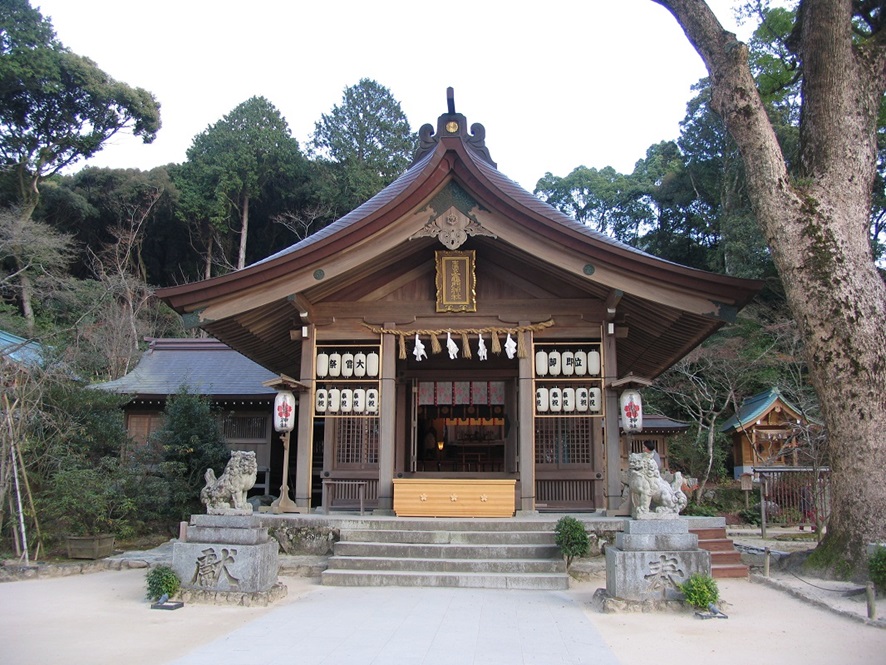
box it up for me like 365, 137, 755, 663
34, 0, 753, 192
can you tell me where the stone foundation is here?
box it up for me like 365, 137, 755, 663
172, 513, 281, 604
605, 519, 711, 603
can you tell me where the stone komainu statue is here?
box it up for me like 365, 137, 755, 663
627, 452, 688, 519
200, 450, 258, 512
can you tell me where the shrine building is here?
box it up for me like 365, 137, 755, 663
158, 94, 762, 516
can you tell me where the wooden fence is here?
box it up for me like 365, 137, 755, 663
755, 466, 831, 537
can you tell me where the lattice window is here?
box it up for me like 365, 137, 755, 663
223, 415, 269, 442
335, 417, 379, 467
535, 417, 593, 466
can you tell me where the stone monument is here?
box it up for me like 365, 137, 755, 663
171, 451, 286, 606
598, 452, 710, 610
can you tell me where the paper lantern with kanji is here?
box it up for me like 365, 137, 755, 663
620, 389, 643, 433
274, 391, 297, 432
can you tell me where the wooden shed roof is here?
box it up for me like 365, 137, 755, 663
158, 98, 762, 380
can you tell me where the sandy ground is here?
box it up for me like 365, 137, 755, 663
2, 567, 885, 665
571, 574, 886, 665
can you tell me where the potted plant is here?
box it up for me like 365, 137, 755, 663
45, 465, 134, 559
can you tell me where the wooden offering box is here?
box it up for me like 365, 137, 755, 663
393, 478, 516, 517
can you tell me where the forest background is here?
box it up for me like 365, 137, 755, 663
0, 1, 883, 570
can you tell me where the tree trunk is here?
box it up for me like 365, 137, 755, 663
237, 193, 249, 270
17, 265, 35, 335
653, 0, 886, 573
204, 233, 214, 281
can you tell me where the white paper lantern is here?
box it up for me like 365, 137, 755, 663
548, 350, 561, 376
562, 387, 576, 412
366, 351, 379, 377
353, 388, 365, 413
366, 389, 379, 413
316, 352, 329, 378
328, 388, 341, 412
536, 387, 549, 412
620, 389, 643, 432
535, 350, 548, 377
273, 391, 296, 432
315, 388, 327, 413
340, 388, 353, 413
562, 351, 575, 376
588, 349, 601, 376
342, 352, 354, 378
549, 387, 562, 412
329, 353, 342, 377
576, 387, 589, 412
354, 352, 367, 377
574, 350, 588, 376
589, 387, 602, 413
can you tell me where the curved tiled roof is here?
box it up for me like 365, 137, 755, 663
157, 101, 763, 381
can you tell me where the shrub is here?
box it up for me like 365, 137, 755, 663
869, 546, 886, 594
554, 516, 590, 568
738, 506, 762, 525
146, 565, 181, 601
148, 388, 229, 520
680, 573, 720, 609
40, 460, 135, 537
683, 502, 718, 517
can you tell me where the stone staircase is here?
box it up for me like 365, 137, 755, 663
321, 518, 569, 590
691, 526, 749, 579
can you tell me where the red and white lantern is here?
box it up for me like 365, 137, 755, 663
274, 391, 296, 432
620, 389, 643, 432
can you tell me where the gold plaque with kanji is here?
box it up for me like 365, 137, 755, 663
435, 250, 476, 312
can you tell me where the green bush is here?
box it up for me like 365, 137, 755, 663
683, 502, 718, 517
869, 546, 886, 594
680, 573, 720, 609
40, 460, 135, 537
554, 516, 590, 568
738, 506, 762, 525
146, 565, 181, 601
148, 388, 230, 520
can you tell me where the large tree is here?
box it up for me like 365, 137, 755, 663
310, 78, 416, 209
0, 0, 160, 329
176, 96, 303, 272
650, 0, 886, 574
0, 0, 161, 217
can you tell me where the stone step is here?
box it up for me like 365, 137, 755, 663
324, 517, 603, 533
333, 541, 560, 560
692, 527, 728, 540
697, 538, 739, 552
709, 550, 744, 566
712, 563, 750, 579
325, 556, 566, 574
321, 569, 569, 590
690, 526, 749, 578
339, 529, 555, 545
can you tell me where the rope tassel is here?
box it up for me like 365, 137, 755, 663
491, 330, 502, 355
398, 334, 407, 360
430, 334, 442, 355
461, 332, 472, 359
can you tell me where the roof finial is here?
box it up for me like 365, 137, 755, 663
447, 87, 455, 115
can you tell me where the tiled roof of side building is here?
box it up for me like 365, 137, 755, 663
94, 338, 277, 398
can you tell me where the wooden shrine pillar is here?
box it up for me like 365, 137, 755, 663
517, 326, 536, 514
603, 325, 625, 513
375, 328, 397, 513
293, 324, 315, 511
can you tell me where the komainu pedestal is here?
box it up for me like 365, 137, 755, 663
171, 514, 284, 606
605, 519, 710, 603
